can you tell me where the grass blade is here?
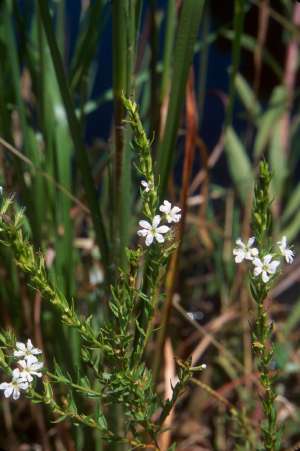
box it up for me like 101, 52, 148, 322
37, 0, 110, 276
157, 0, 205, 198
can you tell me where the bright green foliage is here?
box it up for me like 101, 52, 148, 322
250, 162, 280, 451
0, 100, 203, 448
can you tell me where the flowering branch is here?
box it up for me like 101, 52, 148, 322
233, 161, 294, 450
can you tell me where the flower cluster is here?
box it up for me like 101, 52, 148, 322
0, 339, 43, 400
233, 235, 294, 283
137, 188, 181, 247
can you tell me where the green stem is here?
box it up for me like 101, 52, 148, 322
253, 298, 277, 450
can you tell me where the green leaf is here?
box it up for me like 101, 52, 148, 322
235, 72, 261, 120
224, 127, 253, 203
269, 125, 287, 198
254, 86, 288, 158
282, 181, 300, 223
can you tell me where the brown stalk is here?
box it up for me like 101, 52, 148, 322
279, 3, 300, 156
253, 0, 269, 96
152, 69, 198, 382
158, 338, 176, 451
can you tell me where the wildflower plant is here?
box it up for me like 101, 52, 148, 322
233, 161, 294, 451
0, 97, 204, 448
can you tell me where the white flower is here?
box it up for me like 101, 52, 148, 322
137, 215, 170, 246
18, 355, 43, 383
14, 339, 42, 361
159, 200, 181, 223
253, 254, 280, 283
141, 180, 151, 192
277, 236, 294, 264
233, 237, 258, 263
0, 368, 29, 400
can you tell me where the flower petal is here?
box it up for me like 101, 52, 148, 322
26, 339, 33, 350
248, 237, 255, 246
137, 229, 148, 237
262, 271, 270, 283
12, 388, 20, 400
269, 260, 280, 273
4, 386, 13, 398
156, 225, 169, 234
145, 233, 154, 246
152, 215, 161, 227
263, 254, 272, 264
139, 220, 151, 229
155, 233, 164, 243
253, 258, 262, 268
16, 342, 26, 351
254, 267, 262, 276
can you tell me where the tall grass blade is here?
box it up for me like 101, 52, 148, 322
157, 0, 205, 198
37, 0, 110, 276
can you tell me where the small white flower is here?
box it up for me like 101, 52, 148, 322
137, 215, 170, 246
159, 200, 181, 223
233, 237, 259, 263
141, 180, 151, 193
14, 339, 42, 361
0, 368, 29, 400
277, 236, 294, 264
253, 254, 280, 283
18, 355, 43, 383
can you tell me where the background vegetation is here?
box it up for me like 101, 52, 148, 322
0, 0, 300, 449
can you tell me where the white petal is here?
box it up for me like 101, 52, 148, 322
139, 220, 151, 230
253, 258, 262, 268
245, 251, 254, 261
31, 362, 43, 371
145, 233, 154, 246
235, 254, 244, 263
286, 250, 294, 264
152, 215, 161, 227
26, 339, 33, 350
263, 254, 272, 264
262, 271, 270, 283
156, 225, 169, 234
16, 342, 26, 351
248, 237, 255, 246
171, 206, 181, 214
233, 250, 244, 263
251, 248, 259, 257
137, 229, 148, 237
0, 382, 10, 390
254, 267, 262, 276
12, 368, 21, 379
18, 360, 27, 369
268, 260, 280, 274
159, 200, 171, 213
4, 386, 13, 398
155, 233, 164, 243
12, 388, 20, 400
27, 355, 39, 366
235, 238, 244, 247
18, 381, 29, 390
33, 372, 42, 378
14, 350, 25, 357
